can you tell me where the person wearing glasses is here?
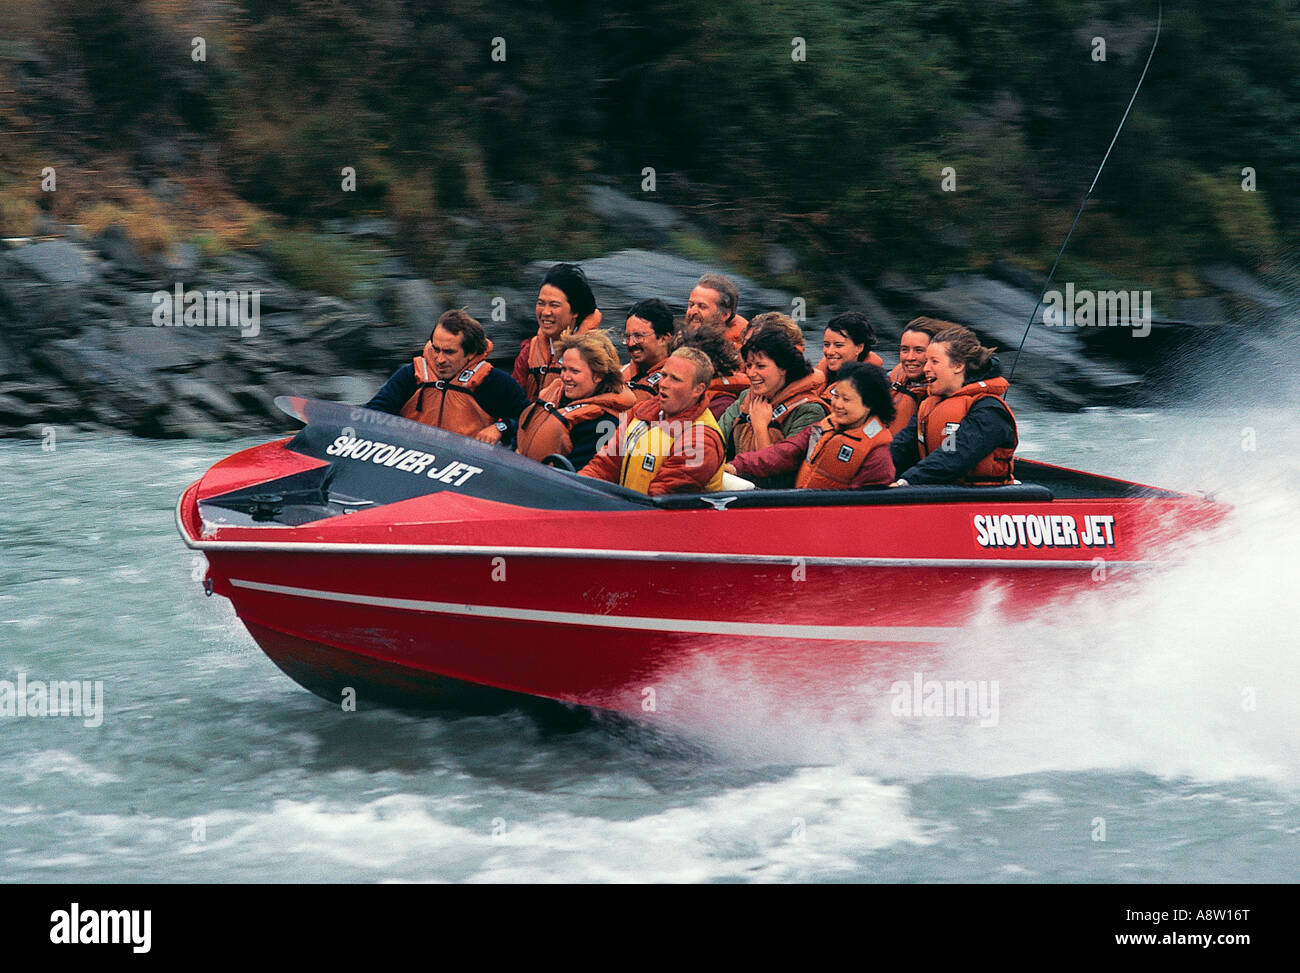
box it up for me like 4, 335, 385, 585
620, 298, 675, 402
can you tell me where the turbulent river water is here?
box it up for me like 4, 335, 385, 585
3, 389, 1299, 883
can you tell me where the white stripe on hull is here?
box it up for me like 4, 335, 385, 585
230, 578, 958, 643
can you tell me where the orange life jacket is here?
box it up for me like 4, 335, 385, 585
707, 370, 751, 403
401, 339, 496, 436
731, 371, 827, 455
887, 363, 929, 436
519, 310, 604, 399
915, 376, 1018, 485
723, 314, 749, 350
795, 415, 893, 490
621, 359, 670, 402
516, 380, 636, 462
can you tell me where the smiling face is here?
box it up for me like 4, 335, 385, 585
536, 284, 577, 339
899, 329, 932, 381
822, 327, 865, 375
923, 341, 965, 397
624, 315, 671, 370
685, 286, 727, 330
744, 351, 787, 398
656, 355, 706, 416
829, 378, 870, 429
558, 347, 598, 401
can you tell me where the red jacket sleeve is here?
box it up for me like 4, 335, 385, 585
511, 338, 531, 390
647, 426, 724, 496
577, 432, 621, 484
730, 425, 812, 480
852, 443, 896, 487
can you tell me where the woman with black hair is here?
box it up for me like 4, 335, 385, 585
512, 263, 603, 399
815, 310, 883, 387
726, 361, 896, 489
717, 328, 827, 486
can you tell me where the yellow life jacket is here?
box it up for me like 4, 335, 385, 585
618, 408, 725, 494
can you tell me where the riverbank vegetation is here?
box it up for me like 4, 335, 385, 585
1, 0, 1294, 299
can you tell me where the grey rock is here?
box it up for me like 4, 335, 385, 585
531, 249, 792, 322
170, 376, 246, 420
94, 224, 148, 276
915, 274, 1142, 405
381, 278, 443, 336
149, 178, 184, 203
229, 385, 284, 421
107, 325, 210, 372
0, 392, 42, 425
320, 375, 379, 405
584, 185, 685, 241
139, 138, 184, 170
1172, 297, 1227, 327
162, 243, 201, 277
765, 243, 798, 278
6, 239, 97, 284
257, 312, 311, 342
1201, 264, 1291, 311
346, 219, 397, 238
154, 399, 225, 439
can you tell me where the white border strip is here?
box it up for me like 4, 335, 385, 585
230, 578, 956, 643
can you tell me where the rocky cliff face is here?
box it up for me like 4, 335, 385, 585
2, 190, 1290, 439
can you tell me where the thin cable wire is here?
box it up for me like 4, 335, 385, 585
1006, 0, 1163, 392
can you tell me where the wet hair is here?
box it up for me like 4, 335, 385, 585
695, 273, 738, 317
747, 311, 804, 350
626, 298, 675, 339
901, 316, 948, 341
740, 327, 812, 382
677, 321, 742, 378
825, 311, 877, 356
433, 308, 488, 358
930, 325, 997, 375
833, 361, 896, 427
541, 263, 597, 327
669, 346, 715, 388
555, 330, 625, 396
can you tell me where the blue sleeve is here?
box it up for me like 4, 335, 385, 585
897, 398, 1015, 485
566, 416, 620, 470
365, 363, 416, 415
891, 411, 921, 475
476, 368, 529, 439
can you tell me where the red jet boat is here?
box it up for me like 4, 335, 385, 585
176, 397, 1224, 715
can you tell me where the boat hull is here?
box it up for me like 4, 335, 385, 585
177, 398, 1227, 716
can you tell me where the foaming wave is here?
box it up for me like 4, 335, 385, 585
647, 423, 1300, 787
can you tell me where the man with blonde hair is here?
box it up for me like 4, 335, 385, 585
579, 347, 724, 495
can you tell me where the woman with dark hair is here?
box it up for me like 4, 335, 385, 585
515, 330, 635, 469
891, 325, 1018, 486
513, 263, 603, 399
677, 322, 750, 419
727, 361, 896, 489
886, 316, 945, 435
717, 328, 827, 485
815, 311, 883, 389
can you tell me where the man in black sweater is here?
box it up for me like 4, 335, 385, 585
366, 310, 528, 445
